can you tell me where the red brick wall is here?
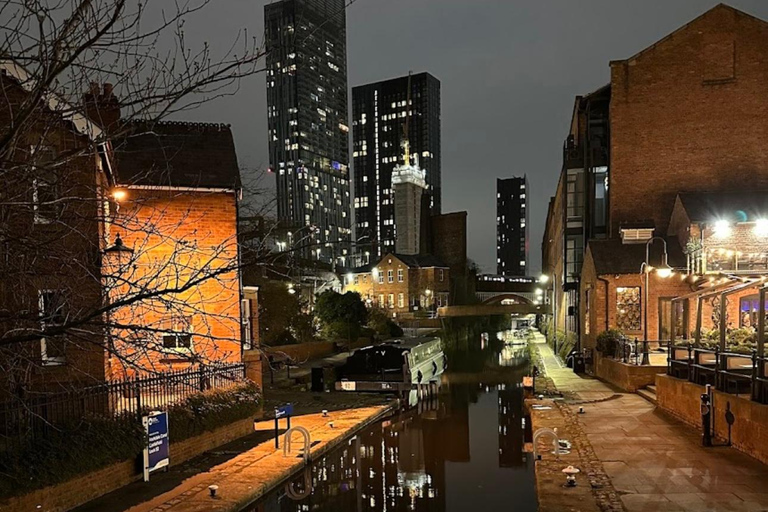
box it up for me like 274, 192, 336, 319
581, 248, 694, 349
609, 6, 768, 237
657, 374, 768, 465
107, 190, 241, 377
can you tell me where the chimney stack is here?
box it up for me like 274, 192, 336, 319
84, 82, 121, 132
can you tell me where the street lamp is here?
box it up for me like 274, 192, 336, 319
641, 237, 674, 343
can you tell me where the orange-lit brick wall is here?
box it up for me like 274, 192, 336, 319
106, 190, 241, 377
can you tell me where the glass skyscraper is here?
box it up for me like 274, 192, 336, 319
265, 0, 351, 263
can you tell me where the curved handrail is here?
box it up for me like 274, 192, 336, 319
532, 427, 561, 461
285, 467, 312, 500
283, 426, 311, 463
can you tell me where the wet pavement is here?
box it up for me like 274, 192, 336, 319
532, 335, 768, 512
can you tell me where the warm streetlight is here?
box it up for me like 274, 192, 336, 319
112, 189, 128, 201
539, 274, 549, 283
755, 219, 768, 236
642, 237, 672, 343
713, 219, 731, 238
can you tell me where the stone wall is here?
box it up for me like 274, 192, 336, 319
593, 354, 664, 392
656, 374, 768, 465
2, 416, 256, 512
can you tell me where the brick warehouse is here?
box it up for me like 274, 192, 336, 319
543, 4, 768, 352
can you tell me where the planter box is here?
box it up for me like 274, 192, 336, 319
594, 353, 665, 392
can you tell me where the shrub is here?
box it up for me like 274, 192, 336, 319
596, 329, 625, 356
167, 382, 261, 442
367, 308, 404, 338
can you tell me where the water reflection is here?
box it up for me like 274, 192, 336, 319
246, 330, 536, 512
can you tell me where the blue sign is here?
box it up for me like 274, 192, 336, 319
275, 404, 293, 419
143, 411, 170, 481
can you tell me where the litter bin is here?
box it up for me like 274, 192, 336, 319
572, 353, 585, 374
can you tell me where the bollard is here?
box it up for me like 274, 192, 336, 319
701, 390, 712, 447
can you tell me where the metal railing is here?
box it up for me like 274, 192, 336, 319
0, 362, 246, 452
666, 343, 768, 402
615, 339, 668, 366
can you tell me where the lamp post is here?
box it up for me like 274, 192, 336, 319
642, 237, 673, 345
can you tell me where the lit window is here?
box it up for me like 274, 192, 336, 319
387, 270, 393, 283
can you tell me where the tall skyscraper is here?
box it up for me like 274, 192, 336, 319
497, 176, 529, 276
264, 0, 351, 263
352, 72, 441, 257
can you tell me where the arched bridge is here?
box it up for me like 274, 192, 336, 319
437, 303, 550, 318
480, 293, 533, 306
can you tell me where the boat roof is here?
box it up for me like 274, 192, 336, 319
355, 337, 441, 352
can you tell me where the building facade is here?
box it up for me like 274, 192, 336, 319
265, 0, 351, 263
543, 4, 768, 351
497, 176, 529, 276
342, 253, 450, 316
352, 72, 441, 257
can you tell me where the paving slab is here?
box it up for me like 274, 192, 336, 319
531, 335, 768, 512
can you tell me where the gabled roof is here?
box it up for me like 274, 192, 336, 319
677, 192, 768, 223
388, 253, 448, 269
0, 60, 103, 141
588, 237, 686, 275
350, 253, 449, 274
114, 120, 241, 190
612, 4, 765, 65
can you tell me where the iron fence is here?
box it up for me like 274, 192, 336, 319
0, 362, 246, 452
666, 343, 768, 402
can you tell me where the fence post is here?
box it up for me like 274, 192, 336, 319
134, 379, 142, 422
199, 365, 206, 392
752, 349, 758, 402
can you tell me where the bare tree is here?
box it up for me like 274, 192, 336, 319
0, 0, 278, 393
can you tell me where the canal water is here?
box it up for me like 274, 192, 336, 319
245, 330, 536, 512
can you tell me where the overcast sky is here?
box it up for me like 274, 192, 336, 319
182, 0, 768, 274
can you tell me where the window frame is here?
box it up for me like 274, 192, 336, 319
161, 316, 194, 353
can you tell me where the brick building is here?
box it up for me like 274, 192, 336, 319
0, 72, 247, 390
342, 253, 450, 316
108, 120, 244, 378
544, 4, 768, 351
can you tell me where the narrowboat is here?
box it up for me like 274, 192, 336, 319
336, 337, 447, 393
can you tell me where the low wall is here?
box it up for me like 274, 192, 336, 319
594, 354, 664, 392
266, 342, 336, 362
656, 374, 768, 465
2, 416, 256, 512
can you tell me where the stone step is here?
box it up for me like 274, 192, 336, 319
647, 385, 657, 394
637, 388, 658, 406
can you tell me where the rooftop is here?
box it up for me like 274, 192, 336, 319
114, 120, 240, 189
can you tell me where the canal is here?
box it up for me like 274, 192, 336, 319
245, 329, 537, 511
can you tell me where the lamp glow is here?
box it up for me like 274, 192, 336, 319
112, 189, 128, 201
713, 220, 731, 237
539, 275, 550, 284
656, 267, 673, 279
756, 219, 768, 236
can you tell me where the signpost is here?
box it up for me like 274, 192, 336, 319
274, 404, 293, 449
143, 411, 170, 482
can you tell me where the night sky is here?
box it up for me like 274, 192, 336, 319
181, 0, 768, 274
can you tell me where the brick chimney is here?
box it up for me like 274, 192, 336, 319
83, 82, 121, 132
